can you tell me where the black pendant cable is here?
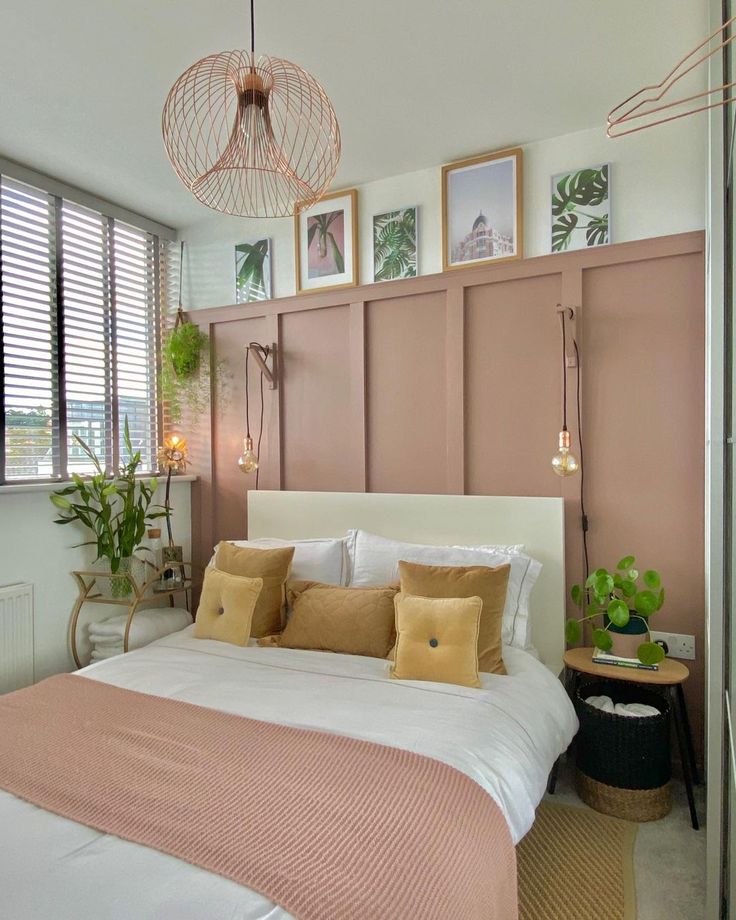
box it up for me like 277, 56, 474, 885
574, 337, 589, 581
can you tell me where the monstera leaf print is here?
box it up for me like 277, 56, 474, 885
236, 239, 270, 302
373, 207, 417, 281
551, 165, 610, 251
552, 212, 579, 252
586, 215, 609, 247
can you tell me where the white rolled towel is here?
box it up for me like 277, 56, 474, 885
585, 694, 659, 718
90, 646, 123, 662
614, 702, 661, 718
88, 607, 191, 651
586, 694, 615, 713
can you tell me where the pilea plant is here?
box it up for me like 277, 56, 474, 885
565, 555, 666, 665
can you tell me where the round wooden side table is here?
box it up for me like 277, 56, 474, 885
560, 647, 700, 830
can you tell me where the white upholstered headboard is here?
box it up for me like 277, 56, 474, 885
247, 491, 565, 675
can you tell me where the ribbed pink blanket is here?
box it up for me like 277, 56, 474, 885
0, 674, 517, 920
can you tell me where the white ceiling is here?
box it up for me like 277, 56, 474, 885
0, 0, 707, 230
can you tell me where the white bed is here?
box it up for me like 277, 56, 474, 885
0, 491, 577, 919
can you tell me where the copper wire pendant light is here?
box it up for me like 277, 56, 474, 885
162, 0, 341, 218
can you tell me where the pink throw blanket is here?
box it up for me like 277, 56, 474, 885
0, 674, 517, 920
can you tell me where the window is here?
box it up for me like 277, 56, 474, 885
0, 175, 167, 483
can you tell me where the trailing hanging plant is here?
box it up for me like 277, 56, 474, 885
161, 311, 228, 425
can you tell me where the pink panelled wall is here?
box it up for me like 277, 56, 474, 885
188, 231, 705, 762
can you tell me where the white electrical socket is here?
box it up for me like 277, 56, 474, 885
649, 630, 696, 661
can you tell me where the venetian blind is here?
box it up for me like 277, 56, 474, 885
0, 177, 58, 480
0, 175, 164, 483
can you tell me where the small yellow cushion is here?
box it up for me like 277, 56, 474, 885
279, 581, 399, 658
215, 541, 295, 637
398, 560, 510, 675
391, 593, 482, 688
193, 568, 263, 646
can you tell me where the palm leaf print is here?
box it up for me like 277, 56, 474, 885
373, 207, 417, 281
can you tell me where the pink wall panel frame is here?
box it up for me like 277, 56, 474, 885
187, 231, 705, 761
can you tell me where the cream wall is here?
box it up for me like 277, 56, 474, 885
182, 120, 706, 308
0, 479, 192, 681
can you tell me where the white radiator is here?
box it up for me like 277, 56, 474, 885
0, 583, 34, 693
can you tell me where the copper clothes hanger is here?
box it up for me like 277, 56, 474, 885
607, 15, 736, 138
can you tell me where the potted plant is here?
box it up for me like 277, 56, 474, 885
565, 555, 666, 666
160, 310, 228, 425
50, 418, 167, 597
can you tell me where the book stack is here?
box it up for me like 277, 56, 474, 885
592, 649, 660, 671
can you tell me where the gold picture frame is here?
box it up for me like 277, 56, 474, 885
295, 188, 359, 293
441, 148, 523, 272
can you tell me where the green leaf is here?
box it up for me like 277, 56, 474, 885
565, 619, 582, 645
638, 642, 666, 666
327, 232, 345, 274
551, 212, 578, 252
592, 628, 613, 652
552, 167, 608, 218
607, 598, 630, 628
656, 587, 665, 610
593, 573, 614, 598
585, 214, 609, 247
628, 569, 639, 581
570, 584, 583, 606
634, 590, 658, 617
643, 570, 661, 590
620, 579, 636, 598
617, 555, 635, 570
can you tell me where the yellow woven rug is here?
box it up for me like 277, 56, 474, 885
517, 801, 638, 920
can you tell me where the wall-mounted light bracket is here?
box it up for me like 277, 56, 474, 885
556, 305, 578, 367
246, 342, 278, 389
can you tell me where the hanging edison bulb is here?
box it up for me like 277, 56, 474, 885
238, 436, 259, 474
551, 429, 579, 477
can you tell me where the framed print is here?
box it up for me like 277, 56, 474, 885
551, 164, 611, 252
442, 147, 522, 271
372, 206, 418, 282
235, 238, 272, 302
295, 188, 358, 293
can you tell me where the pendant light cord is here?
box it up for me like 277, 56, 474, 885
250, 0, 255, 55
559, 307, 568, 431
573, 337, 589, 581
245, 347, 252, 438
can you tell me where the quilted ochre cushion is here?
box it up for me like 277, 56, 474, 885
278, 581, 399, 659
398, 560, 510, 675
215, 541, 294, 637
193, 568, 263, 646
391, 593, 482, 689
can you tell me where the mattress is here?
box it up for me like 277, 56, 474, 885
0, 626, 578, 920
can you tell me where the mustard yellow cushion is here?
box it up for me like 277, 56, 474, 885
278, 581, 399, 658
391, 593, 482, 688
215, 541, 295, 637
397, 559, 510, 674
193, 567, 263, 646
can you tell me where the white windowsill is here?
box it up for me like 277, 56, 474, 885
0, 474, 198, 496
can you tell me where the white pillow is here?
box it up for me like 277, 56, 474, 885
211, 536, 349, 586
346, 529, 541, 650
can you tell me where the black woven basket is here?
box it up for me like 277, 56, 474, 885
574, 679, 671, 790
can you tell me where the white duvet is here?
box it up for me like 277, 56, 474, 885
0, 626, 577, 920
